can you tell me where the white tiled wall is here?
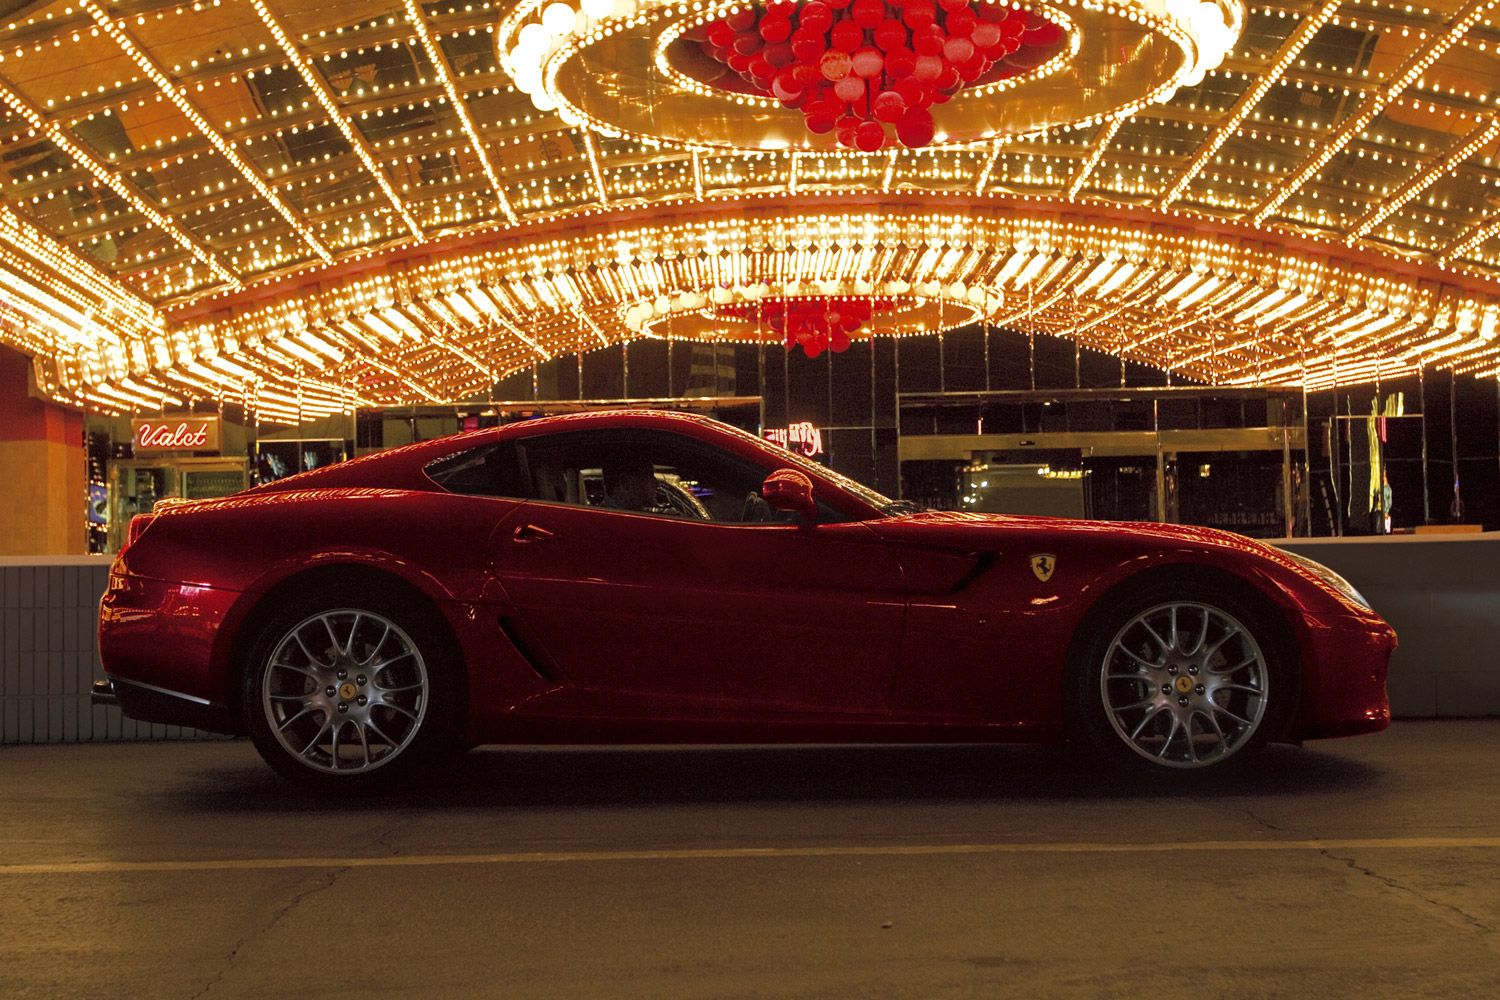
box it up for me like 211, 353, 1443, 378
0, 559, 210, 743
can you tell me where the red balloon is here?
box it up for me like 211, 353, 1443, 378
733, 32, 762, 56
912, 27, 945, 56
938, 0, 968, 11
725, 10, 757, 31
893, 75, 926, 107
971, 22, 1002, 50
896, 105, 935, 147
727, 51, 753, 73
799, 1, 834, 33
902, 0, 936, 30
764, 42, 794, 67
791, 30, 825, 62
819, 49, 853, 80
884, 46, 917, 77
852, 0, 885, 27
872, 88, 907, 121
854, 120, 886, 150
947, 9, 978, 36
851, 47, 884, 78
957, 51, 987, 81
706, 21, 736, 48
874, 18, 907, 51
943, 37, 975, 63
834, 74, 866, 102
830, 19, 864, 52
912, 53, 943, 82
831, 329, 852, 353
759, 16, 792, 44
804, 110, 837, 133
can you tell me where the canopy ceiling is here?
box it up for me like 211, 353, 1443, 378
1, 0, 1499, 419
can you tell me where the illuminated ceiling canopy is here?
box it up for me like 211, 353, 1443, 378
1, 0, 1499, 420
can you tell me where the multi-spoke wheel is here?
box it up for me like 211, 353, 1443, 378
243, 589, 460, 786
1072, 582, 1292, 774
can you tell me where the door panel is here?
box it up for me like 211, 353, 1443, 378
491, 503, 907, 718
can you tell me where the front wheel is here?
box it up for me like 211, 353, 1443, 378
242, 592, 460, 787
1072, 586, 1293, 774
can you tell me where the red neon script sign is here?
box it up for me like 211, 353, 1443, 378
764, 422, 824, 457
131, 417, 219, 452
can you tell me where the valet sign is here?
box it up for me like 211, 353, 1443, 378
131, 416, 221, 453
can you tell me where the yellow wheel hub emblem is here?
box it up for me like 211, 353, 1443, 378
338, 682, 358, 700
1174, 675, 1195, 695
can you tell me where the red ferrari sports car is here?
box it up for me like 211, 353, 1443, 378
95, 410, 1395, 786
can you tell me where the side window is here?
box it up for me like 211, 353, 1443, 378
424, 443, 523, 498
516, 430, 802, 524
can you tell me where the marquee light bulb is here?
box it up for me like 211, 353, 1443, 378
542, 2, 577, 35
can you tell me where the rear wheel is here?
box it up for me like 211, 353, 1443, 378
242, 590, 460, 787
1072, 584, 1292, 774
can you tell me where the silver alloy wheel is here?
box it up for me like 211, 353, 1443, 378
1100, 601, 1269, 769
261, 609, 429, 775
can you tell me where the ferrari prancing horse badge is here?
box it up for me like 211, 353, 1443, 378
1030, 553, 1056, 582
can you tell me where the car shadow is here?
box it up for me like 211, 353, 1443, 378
171, 741, 1384, 813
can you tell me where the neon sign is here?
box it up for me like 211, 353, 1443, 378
131, 417, 220, 452
763, 422, 824, 458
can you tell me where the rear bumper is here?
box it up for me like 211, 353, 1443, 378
98, 570, 241, 708
92, 675, 238, 734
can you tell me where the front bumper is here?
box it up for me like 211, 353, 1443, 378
91, 675, 238, 734
1292, 613, 1398, 741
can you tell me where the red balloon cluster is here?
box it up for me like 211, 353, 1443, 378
723, 297, 889, 357
694, 1, 1065, 151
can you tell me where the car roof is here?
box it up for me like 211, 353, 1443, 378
490, 408, 729, 439
251, 409, 757, 495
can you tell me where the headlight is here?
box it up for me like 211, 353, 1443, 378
1281, 550, 1373, 611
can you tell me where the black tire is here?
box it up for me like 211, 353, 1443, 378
1069, 579, 1296, 776
240, 585, 463, 788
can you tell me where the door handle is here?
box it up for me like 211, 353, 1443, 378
512, 523, 554, 543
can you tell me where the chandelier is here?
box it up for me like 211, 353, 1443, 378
498, 0, 1245, 152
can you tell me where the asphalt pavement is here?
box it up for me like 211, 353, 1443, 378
2, 721, 1498, 999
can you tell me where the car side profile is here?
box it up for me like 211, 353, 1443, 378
95, 410, 1396, 786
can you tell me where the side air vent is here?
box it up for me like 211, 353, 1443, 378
496, 616, 558, 681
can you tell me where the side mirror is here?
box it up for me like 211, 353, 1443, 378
761, 469, 817, 525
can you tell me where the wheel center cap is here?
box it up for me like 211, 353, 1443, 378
338, 682, 358, 701
1174, 675, 1195, 695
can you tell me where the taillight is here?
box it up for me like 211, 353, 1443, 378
124, 513, 155, 551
